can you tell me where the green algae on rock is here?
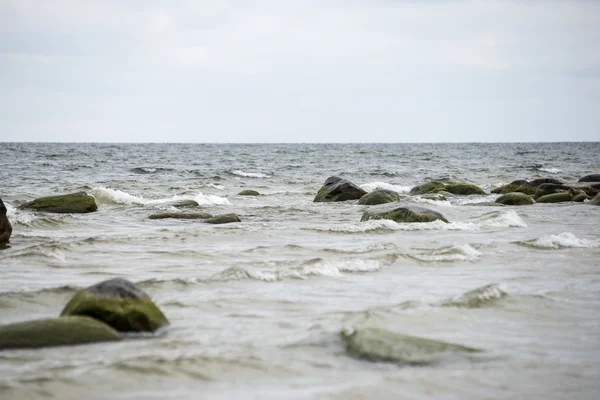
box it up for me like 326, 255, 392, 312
0, 316, 120, 350
340, 327, 482, 364
572, 193, 590, 202
358, 189, 400, 205
588, 193, 600, 206
410, 182, 484, 196
314, 176, 367, 202
536, 192, 574, 203
61, 278, 168, 333
205, 213, 241, 224
495, 192, 534, 206
149, 212, 213, 220
409, 182, 445, 195
19, 193, 98, 213
361, 203, 448, 223
238, 190, 261, 196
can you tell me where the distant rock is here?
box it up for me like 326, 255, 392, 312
314, 176, 367, 202
19, 193, 97, 213
358, 189, 400, 205
205, 213, 241, 224
0, 197, 12, 244
238, 190, 260, 196
536, 192, 574, 203
578, 174, 600, 183
495, 192, 533, 206
149, 212, 212, 220
361, 203, 448, 223
410, 182, 484, 196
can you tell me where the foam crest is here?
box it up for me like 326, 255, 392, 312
91, 187, 230, 206
440, 284, 508, 308
539, 167, 563, 174
519, 232, 600, 249
473, 210, 527, 229
229, 170, 271, 178
4, 203, 36, 226
409, 244, 481, 262
360, 182, 411, 194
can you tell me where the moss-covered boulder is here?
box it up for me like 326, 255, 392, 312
578, 174, 600, 183
0, 197, 12, 245
19, 193, 97, 213
61, 278, 168, 333
491, 182, 538, 195
149, 212, 212, 220
536, 192, 574, 203
443, 183, 485, 195
534, 184, 571, 199
590, 193, 600, 206
358, 189, 400, 205
572, 193, 590, 202
0, 316, 120, 350
340, 327, 482, 364
205, 213, 241, 224
361, 203, 448, 223
314, 176, 367, 202
409, 182, 445, 195
495, 192, 533, 206
238, 190, 260, 196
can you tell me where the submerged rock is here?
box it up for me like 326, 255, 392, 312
238, 190, 260, 196
578, 174, 600, 183
572, 193, 590, 202
495, 192, 533, 206
358, 189, 400, 205
205, 213, 241, 224
410, 182, 484, 196
314, 176, 367, 202
0, 197, 12, 244
589, 193, 600, 206
361, 203, 448, 223
536, 192, 574, 203
61, 278, 168, 333
340, 327, 482, 364
149, 212, 212, 220
19, 193, 97, 213
0, 316, 120, 350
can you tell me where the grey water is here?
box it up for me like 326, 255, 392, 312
1, 142, 599, 399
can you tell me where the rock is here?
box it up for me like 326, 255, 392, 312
527, 178, 563, 187
358, 189, 400, 205
19, 193, 98, 213
205, 213, 241, 224
495, 192, 534, 206
578, 174, 600, 183
443, 183, 485, 195
421, 193, 447, 201
0, 316, 120, 350
588, 193, 600, 206
163, 199, 199, 208
361, 203, 448, 223
149, 212, 212, 220
572, 193, 590, 202
491, 182, 538, 195
409, 182, 445, 195
534, 183, 570, 199
0, 197, 12, 245
536, 192, 574, 203
60, 278, 169, 333
340, 327, 482, 364
313, 176, 367, 202
238, 190, 260, 196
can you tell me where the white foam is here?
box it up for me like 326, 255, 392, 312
474, 210, 528, 229
360, 182, 411, 194
410, 244, 481, 262
230, 170, 271, 179
539, 167, 563, 174
409, 197, 453, 207
91, 187, 231, 206
4, 202, 36, 226
523, 232, 600, 249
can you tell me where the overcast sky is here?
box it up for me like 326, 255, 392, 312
0, 0, 598, 143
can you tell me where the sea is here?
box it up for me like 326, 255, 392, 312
0, 142, 599, 400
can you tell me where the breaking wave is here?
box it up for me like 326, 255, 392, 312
90, 187, 230, 206
130, 167, 175, 174
518, 232, 600, 249
4, 203, 66, 227
360, 182, 411, 194
440, 284, 508, 308
408, 244, 481, 262
228, 170, 272, 179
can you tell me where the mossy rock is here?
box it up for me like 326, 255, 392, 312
536, 192, 574, 203
205, 213, 241, 224
340, 327, 482, 364
443, 183, 485, 195
409, 182, 445, 195
358, 189, 400, 205
533, 183, 570, 199
238, 190, 260, 196
361, 203, 448, 223
590, 193, 600, 206
314, 176, 367, 202
578, 174, 600, 183
0, 197, 12, 244
491, 183, 538, 195
495, 192, 533, 206
19, 193, 97, 213
0, 316, 120, 350
572, 193, 590, 202
60, 278, 168, 333
149, 212, 212, 220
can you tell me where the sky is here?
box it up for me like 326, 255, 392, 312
0, 0, 599, 143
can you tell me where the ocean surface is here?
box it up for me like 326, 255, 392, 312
1, 142, 599, 400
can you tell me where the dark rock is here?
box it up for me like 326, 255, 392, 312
578, 174, 600, 183
361, 203, 448, 223
358, 189, 400, 205
205, 213, 241, 224
495, 192, 533, 205
19, 193, 97, 213
410, 182, 484, 196
60, 278, 169, 333
149, 212, 212, 220
409, 182, 445, 195
491, 182, 538, 195
0, 316, 120, 350
0, 197, 12, 244
314, 176, 367, 202
536, 192, 574, 203
238, 190, 260, 196
572, 193, 590, 202
527, 178, 563, 187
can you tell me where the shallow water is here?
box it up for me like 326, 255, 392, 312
1, 142, 600, 399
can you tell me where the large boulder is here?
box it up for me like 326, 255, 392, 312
578, 174, 600, 183
0, 316, 120, 350
495, 192, 533, 206
409, 182, 445, 196
358, 189, 400, 205
238, 190, 260, 196
361, 203, 448, 223
492, 179, 563, 195
0, 197, 12, 245
410, 182, 484, 196
314, 176, 367, 202
205, 213, 241, 224
19, 193, 97, 213
533, 183, 571, 199
589, 193, 600, 206
60, 278, 168, 333
536, 192, 573, 203
149, 212, 212, 220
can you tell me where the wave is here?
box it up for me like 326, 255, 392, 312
538, 167, 563, 174
130, 167, 175, 174
408, 244, 481, 262
90, 187, 230, 206
517, 232, 600, 249
440, 284, 508, 308
360, 182, 411, 194
228, 170, 272, 179
4, 203, 66, 228
470, 210, 527, 229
